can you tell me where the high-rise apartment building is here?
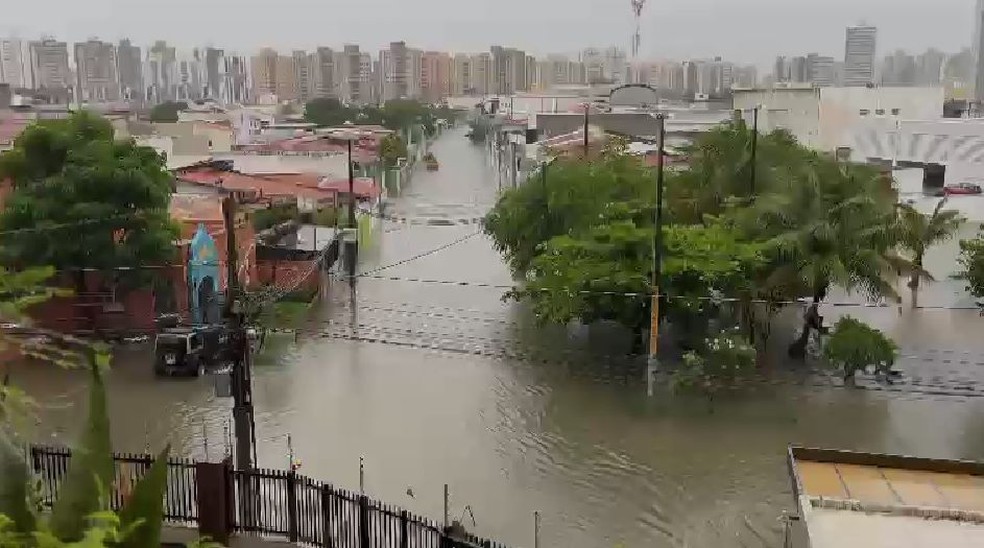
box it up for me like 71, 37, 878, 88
881, 49, 916, 86
223, 53, 250, 104
383, 41, 410, 100
175, 50, 204, 101
117, 39, 143, 101
774, 56, 790, 83
292, 50, 315, 102
420, 51, 451, 102
807, 53, 835, 87
844, 25, 877, 87
582, 47, 626, 85
0, 39, 32, 89
74, 40, 119, 103
916, 48, 945, 86
202, 47, 225, 101
29, 39, 71, 94
340, 44, 365, 104
313, 47, 336, 99
490, 45, 526, 95
146, 40, 177, 103
250, 47, 278, 100
274, 54, 297, 102
975, 0, 984, 101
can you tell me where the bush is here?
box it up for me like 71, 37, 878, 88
823, 316, 897, 384
672, 329, 756, 395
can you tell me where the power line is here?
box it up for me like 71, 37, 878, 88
343, 273, 984, 310
0, 211, 168, 238
355, 231, 483, 278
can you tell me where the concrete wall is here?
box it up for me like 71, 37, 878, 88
734, 87, 822, 149
734, 86, 946, 152
818, 87, 944, 151
849, 118, 984, 184
217, 153, 349, 178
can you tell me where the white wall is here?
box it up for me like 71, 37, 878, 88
818, 87, 944, 151
215, 152, 350, 178
734, 87, 822, 149
849, 118, 984, 184
733, 86, 946, 153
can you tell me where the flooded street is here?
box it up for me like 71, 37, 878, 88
14, 126, 984, 548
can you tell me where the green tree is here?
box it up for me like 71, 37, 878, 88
379, 134, 408, 167
957, 229, 984, 301
895, 199, 963, 303
823, 316, 897, 384
304, 98, 353, 127
148, 101, 187, 123
0, 112, 177, 294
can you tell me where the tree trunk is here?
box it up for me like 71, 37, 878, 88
908, 253, 922, 309
788, 289, 825, 360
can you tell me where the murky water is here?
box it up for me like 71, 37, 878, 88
14, 127, 984, 548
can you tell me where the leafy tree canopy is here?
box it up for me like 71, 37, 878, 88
0, 112, 177, 284
379, 133, 408, 167
148, 101, 187, 123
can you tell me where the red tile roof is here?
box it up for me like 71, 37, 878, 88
175, 168, 338, 202
318, 177, 381, 199
169, 193, 224, 222
0, 116, 32, 146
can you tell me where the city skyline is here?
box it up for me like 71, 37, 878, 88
0, 0, 973, 68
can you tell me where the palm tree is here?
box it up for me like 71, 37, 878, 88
751, 158, 907, 358
895, 199, 964, 305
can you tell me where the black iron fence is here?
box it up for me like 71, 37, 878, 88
30, 445, 199, 525
30, 445, 509, 548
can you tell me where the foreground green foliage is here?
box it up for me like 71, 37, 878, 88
0, 357, 173, 546
823, 316, 897, 383
379, 134, 408, 167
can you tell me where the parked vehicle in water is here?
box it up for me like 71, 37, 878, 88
154, 325, 231, 377
424, 152, 440, 171
943, 182, 983, 195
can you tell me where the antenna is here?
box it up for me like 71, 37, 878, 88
631, 0, 647, 59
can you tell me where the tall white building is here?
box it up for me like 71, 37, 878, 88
844, 25, 877, 87
582, 46, 626, 85
74, 40, 119, 103
975, 0, 984, 102
0, 38, 32, 89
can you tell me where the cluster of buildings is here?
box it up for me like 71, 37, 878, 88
0, 35, 757, 107
771, 24, 972, 101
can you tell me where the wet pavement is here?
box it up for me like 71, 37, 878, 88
14, 126, 984, 548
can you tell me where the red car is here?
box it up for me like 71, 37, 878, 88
944, 182, 983, 195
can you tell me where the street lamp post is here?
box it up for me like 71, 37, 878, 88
347, 139, 356, 229
750, 105, 759, 196
647, 113, 666, 397
582, 106, 589, 156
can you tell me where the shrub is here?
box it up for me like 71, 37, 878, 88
823, 316, 897, 384
672, 328, 756, 395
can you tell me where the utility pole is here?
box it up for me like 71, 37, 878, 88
647, 114, 665, 397
222, 197, 255, 471
582, 106, 589, 156
750, 106, 759, 196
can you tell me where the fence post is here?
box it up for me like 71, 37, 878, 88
358, 495, 370, 548
287, 471, 299, 542
195, 461, 232, 546
320, 484, 333, 548
399, 510, 408, 548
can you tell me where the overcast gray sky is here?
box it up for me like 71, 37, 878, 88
0, 0, 974, 65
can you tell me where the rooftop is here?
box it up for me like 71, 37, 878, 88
169, 193, 224, 223
789, 446, 984, 548
175, 166, 337, 202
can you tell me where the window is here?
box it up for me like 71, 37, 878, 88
859, 109, 870, 116
891, 108, 901, 116
875, 109, 885, 115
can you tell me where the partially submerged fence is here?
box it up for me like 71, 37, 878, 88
30, 445, 508, 548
